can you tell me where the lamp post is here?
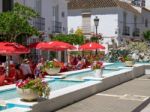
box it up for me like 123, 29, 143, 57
94, 16, 99, 35
94, 16, 99, 55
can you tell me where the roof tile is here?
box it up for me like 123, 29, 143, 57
68, 0, 140, 14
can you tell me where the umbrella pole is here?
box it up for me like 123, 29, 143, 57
6, 56, 10, 76
95, 49, 98, 55
67, 50, 70, 64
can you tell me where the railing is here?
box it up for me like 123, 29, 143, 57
52, 21, 62, 33
122, 26, 130, 36
132, 28, 140, 37
29, 17, 45, 31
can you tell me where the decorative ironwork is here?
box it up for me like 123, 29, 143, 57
122, 26, 130, 36
52, 21, 62, 33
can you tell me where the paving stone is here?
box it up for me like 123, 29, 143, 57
56, 75, 150, 112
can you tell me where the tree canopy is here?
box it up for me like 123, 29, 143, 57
0, 3, 39, 42
52, 34, 85, 45
74, 28, 83, 37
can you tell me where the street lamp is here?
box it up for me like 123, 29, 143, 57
94, 16, 99, 35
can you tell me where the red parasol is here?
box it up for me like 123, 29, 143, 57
28, 42, 48, 50
29, 41, 76, 51
0, 42, 30, 55
79, 42, 105, 50
0, 42, 30, 76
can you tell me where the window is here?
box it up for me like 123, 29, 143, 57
134, 15, 137, 28
35, 0, 41, 14
52, 6, 55, 16
53, 5, 59, 21
2, 0, 13, 12
145, 19, 148, 27
61, 12, 65, 18
123, 12, 127, 26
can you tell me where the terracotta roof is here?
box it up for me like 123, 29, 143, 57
68, 0, 140, 14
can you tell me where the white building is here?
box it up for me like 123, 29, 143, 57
15, 0, 68, 34
68, 0, 150, 45
145, 0, 150, 10
14, 0, 69, 61
0, 0, 2, 12
122, 0, 150, 9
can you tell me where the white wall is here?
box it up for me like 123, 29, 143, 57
15, 0, 68, 34
41, 0, 55, 33
0, 0, 2, 12
141, 9, 150, 34
68, 15, 82, 33
68, 7, 118, 44
118, 8, 142, 42
145, 0, 150, 10
58, 0, 68, 34
41, 0, 68, 34
68, 6, 148, 45
91, 14, 118, 37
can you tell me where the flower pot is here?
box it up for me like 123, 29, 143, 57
124, 61, 134, 67
94, 69, 103, 78
17, 88, 39, 101
45, 67, 61, 75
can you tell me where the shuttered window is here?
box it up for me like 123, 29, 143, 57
82, 13, 91, 34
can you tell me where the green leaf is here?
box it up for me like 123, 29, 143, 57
0, 3, 39, 42
52, 34, 85, 45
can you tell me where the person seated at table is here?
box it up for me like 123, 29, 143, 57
75, 59, 85, 70
5, 64, 16, 83
15, 64, 24, 81
20, 59, 33, 79
34, 57, 46, 78
28, 58, 35, 74
10, 56, 14, 65
60, 64, 68, 73
0, 65, 5, 75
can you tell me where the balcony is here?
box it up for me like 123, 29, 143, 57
132, 28, 140, 37
122, 26, 130, 36
29, 17, 45, 31
33, 17, 45, 31
52, 21, 62, 33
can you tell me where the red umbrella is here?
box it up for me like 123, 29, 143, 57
28, 42, 48, 50
0, 42, 30, 55
29, 41, 76, 51
0, 42, 30, 76
79, 42, 105, 50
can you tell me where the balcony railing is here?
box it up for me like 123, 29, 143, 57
29, 17, 45, 31
52, 21, 62, 33
122, 26, 130, 36
132, 28, 140, 37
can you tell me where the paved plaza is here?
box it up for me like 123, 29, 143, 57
56, 75, 150, 112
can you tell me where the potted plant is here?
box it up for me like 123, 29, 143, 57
92, 61, 104, 78
124, 56, 135, 67
44, 60, 62, 75
16, 78, 50, 101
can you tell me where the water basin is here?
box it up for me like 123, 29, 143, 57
0, 80, 83, 100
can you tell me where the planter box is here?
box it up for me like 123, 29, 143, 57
124, 61, 134, 67
94, 69, 103, 78
17, 88, 39, 101
45, 68, 61, 75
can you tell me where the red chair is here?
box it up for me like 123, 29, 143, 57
0, 75, 5, 86
15, 69, 24, 81
5, 66, 16, 83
